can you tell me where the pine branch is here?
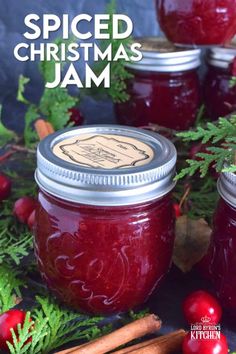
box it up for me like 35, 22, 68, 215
7, 295, 105, 354
0, 228, 33, 265
176, 116, 236, 179
177, 116, 236, 144
0, 171, 35, 266
7, 312, 34, 354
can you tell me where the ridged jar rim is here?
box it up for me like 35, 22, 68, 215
207, 44, 236, 69
217, 171, 236, 208
35, 125, 177, 206
127, 37, 201, 72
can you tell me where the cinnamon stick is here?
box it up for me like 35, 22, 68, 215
56, 315, 161, 354
34, 119, 55, 140
45, 121, 55, 134
115, 329, 186, 354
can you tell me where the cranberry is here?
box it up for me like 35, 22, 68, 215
68, 108, 84, 126
0, 173, 11, 201
183, 332, 228, 354
183, 290, 222, 325
27, 210, 36, 230
0, 310, 31, 350
173, 203, 182, 218
14, 197, 37, 224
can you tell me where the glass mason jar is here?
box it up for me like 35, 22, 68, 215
156, 0, 236, 46
115, 38, 201, 131
205, 171, 236, 318
204, 45, 236, 121
34, 125, 177, 314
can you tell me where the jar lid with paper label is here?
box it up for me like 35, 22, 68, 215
35, 125, 177, 206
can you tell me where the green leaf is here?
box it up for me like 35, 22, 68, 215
39, 88, 77, 130
17, 75, 30, 104
24, 105, 39, 148
0, 105, 16, 145
229, 76, 236, 88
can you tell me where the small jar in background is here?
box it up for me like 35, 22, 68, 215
34, 125, 177, 314
156, 0, 236, 46
204, 45, 236, 121
115, 38, 201, 131
206, 171, 236, 319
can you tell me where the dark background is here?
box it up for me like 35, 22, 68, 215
0, 0, 162, 134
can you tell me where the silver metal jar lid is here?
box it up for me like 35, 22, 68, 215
217, 171, 236, 208
207, 41, 236, 69
35, 125, 177, 206
126, 37, 201, 73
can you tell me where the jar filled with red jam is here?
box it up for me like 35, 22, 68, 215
34, 125, 177, 314
156, 0, 236, 46
115, 38, 201, 131
204, 45, 236, 121
205, 171, 236, 319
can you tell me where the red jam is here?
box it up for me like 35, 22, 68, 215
204, 43, 236, 120
35, 191, 175, 314
115, 69, 200, 130
34, 125, 177, 314
156, 0, 236, 46
206, 198, 236, 318
204, 66, 236, 120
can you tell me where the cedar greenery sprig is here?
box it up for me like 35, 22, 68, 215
173, 176, 218, 220
175, 115, 236, 179
0, 200, 33, 266
0, 228, 32, 266
7, 296, 105, 354
0, 170, 35, 266
0, 266, 23, 313
7, 294, 148, 354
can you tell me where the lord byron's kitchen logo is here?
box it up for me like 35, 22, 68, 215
190, 316, 221, 340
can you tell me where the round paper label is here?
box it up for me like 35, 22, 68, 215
53, 133, 154, 169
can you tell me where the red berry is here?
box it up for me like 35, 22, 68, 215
0, 310, 31, 350
0, 173, 11, 201
183, 332, 228, 354
173, 203, 182, 218
183, 290, 222, 325
27, 210, 36, 230
68, 108, 84, 126
14, 197, 37, 224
